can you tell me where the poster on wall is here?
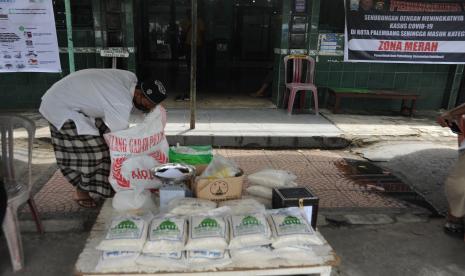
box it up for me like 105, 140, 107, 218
0, 0, 61, 73
344, 0, 465, 64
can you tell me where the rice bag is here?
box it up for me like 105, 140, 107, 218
218, 198, 266, 215
95, 251, 140, 272
142, 217, 187, 254
246, 185, 273, 199
96, 215, 148, 252
230, 246, 277, 267
185, 215, 229, 250
228, 213, 271, 249
268, 208, 323, 248
187, 250, 232, 268
242, 195, 272, 209
167, 197, 217, 216
136, 252, 187, 270
248, 169, 297, 188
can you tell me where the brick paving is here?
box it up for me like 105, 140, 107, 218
23, 149, 409, 216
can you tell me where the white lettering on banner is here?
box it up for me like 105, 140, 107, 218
349, 39, 465, 53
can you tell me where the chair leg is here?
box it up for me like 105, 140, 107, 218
2, 206, 24, 272
312, 89, 319, 115
288, 89, 297, 115
27, 198, 44, 234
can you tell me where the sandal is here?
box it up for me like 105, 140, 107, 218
73, 196, 97, 209
443, 215, 464, 238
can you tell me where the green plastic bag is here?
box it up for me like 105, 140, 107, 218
169, 145, 213, 165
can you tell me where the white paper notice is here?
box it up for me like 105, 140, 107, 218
303, 206, 313, 227
0, 0, 61, 73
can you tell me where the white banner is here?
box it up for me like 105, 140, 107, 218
0, 0, 61, 73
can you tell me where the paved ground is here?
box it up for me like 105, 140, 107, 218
2, 109, 464, 275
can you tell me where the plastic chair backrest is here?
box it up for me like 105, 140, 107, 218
284, 54, 315, 85
0, 114, 35, 195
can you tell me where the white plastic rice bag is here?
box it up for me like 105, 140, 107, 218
112, 189, 157, 211
242, 195, 272, 209
230, 246, 277, 267
218, 198, 265, 215
246, 185, 273, 199
187, 250, 232, 268
104, 106, 168, 192
167, 197, 217, 216
228, 213, 271, 249
97, 215, 149, 252
248, 169, 297, 188
142, 216, 187, 254
136, 252, 187, 270
95, 251, 140, 272
274, 246, 322, 264
185, 215, 229, 251
268, 208, 323, 248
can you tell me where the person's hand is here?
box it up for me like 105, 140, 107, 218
437, 111, 453, 127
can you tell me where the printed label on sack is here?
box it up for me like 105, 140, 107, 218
145, 251, 183, 260
190, 216, 225, 239
231, 214, 266, 237
189, 250, 225, 259
271, 214, 313, 236
102, 251, 138, 260
149, 218, 184, 241
105, 217, 144, 240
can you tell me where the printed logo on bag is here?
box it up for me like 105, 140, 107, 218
281, 216, 302, 226
195, 218, 219, 232
106, 218, 143, 239
153, 219, 180, 236
210, 180, 229, 196
241, 215, 261, 226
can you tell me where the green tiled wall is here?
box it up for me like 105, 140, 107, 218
315, 61, 453, 110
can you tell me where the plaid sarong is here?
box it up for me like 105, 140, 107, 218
50, 119, 113, 197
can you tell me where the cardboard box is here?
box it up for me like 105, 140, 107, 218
194, 170, 244, 202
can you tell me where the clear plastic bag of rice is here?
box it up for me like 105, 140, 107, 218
142, 216, 187, 254
228, 213, 271, 249
95, 251, 140, 272
246, 185, 273, 199
247, 169, 297, 188
218, 198, 265, 215
230, 245, 277, 267
96, 215, 149, 252
136, 252, 187, 270
268, 208, 323, 248
242, 195, 272, 209
187, 250, 232, 268
185, 215, 229, 250
167, 197, 217, 216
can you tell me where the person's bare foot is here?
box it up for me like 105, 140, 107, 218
73, 189, 97, 208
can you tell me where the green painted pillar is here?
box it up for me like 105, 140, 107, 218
448, 65, 465, 109
64, 0, 75, 73
92, 0, 104, 68
308, 0, 320, 54
122, 0, 136, 72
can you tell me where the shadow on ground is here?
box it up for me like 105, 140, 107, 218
380, 148, 458, 216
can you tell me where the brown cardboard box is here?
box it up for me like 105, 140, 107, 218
194, 170, 244, 202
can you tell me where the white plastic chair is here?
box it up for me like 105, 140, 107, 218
1, 114, 43, 272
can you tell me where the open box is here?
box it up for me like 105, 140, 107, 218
193, 170, 244, 202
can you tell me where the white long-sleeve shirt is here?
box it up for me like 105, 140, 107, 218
39, 69, 137, 135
